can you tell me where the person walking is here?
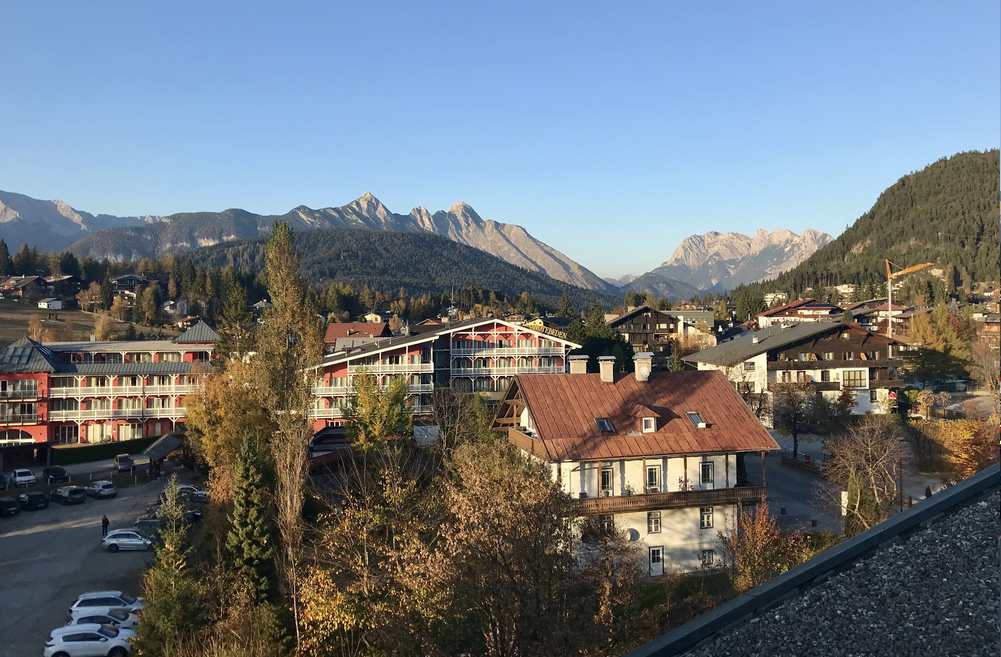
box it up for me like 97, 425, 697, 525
101, 515, 109, 537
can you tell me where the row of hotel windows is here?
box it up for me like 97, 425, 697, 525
451, 336, 560, 350
66, 351, 209, 364
775, 351, 882, 362
48, 397, 182, 411
452, 357, 561, 368
778, 370, 868, 388
321, 374, 432, 388
50, 421, 168, 444
49, 375, 195, 388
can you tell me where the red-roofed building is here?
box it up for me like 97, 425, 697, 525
494, 352, 778, 574
323, 322, 392, 353
756, 298, 844, 328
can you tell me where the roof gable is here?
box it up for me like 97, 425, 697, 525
513, 370, 778, 460
175, 320, 220, 344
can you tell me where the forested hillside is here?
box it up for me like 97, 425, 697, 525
187, 227, 613, 309
765, 150, 999, 293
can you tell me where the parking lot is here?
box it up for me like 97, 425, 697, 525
0, 479, 162, 657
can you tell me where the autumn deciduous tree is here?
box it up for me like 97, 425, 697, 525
439, 438, 583, 657
718, 503, 812, 592
186, 360, 276, 501
771, 382, 822, 458
253, 223, 323, 648
822, 416, 905, 535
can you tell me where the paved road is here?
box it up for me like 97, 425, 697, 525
0, 481, 161, 657
745, 450, 843, 533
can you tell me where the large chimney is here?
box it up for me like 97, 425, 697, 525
598, 356, 616, 383
634, 352, 653, 382
568, 354, 589, 375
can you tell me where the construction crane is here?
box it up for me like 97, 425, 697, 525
884, 259, 935, 339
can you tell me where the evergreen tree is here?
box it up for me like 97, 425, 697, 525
226, 436, 275, 602
0, 239, 10, 275
58, 252, 81, 278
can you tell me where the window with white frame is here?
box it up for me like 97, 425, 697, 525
647, 511, 661, 534
642, 417, 656, 433
600, 466, 613, 495
700, 460, 714, 485
743, 361, 755, 371
700, 506, 714, 529
645, 465, 661, 492
701, 549, 716, 568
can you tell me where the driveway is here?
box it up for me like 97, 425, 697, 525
745, 450, 843, 533
0, 480, 161, 657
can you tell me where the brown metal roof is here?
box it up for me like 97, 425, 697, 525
323, 321, 391, 343
514, 370, 779, 461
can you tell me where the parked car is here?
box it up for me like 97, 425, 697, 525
69, 608, 139, 630
133, 515, 163, 541
175, 484, 208, 502
51, 486, 87, 505
146, 501, 202, 523
85, 480, 117, 499
43, 466, 71, 485
113, 454, 134, 472
68, 591, 144, 619
7, 468, 37, 486
102, 529, 152, 552
17, 490, 49, 510
0, 495, 20, 517
44, 623, 134, 657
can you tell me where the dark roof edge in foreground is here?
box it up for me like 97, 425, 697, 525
625, 463, 1001, 657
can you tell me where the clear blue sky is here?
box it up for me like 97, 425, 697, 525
2, 1, 998, 277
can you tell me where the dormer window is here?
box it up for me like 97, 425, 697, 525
595, 417, 615, 433
642, 417, 656, 433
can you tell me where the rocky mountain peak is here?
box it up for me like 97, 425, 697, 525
347, 192, 391, 219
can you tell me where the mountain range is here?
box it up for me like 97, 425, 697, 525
0, 190, 614, 292
0, 188, 842, 299
621, 228, 832, 295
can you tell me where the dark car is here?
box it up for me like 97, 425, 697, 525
0, 495, 19, 517
42, 466, 70, 485
51, 486, 87, 505
17, 490, 49, 510
113, 454, 134, 472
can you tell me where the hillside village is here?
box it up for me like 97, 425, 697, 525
0, 3, 998, 646
0, 172, 998, 656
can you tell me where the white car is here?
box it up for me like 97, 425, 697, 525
69, 608, 139, 630
86, 480, 117, 498
176, 484, 208, 501
69, 592, 144, 620
102, 529, 152, 553
8, 468, 36, 486
44, 623, 134, 657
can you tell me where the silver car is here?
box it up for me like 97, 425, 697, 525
101, 529, 151, 553
69, 608, 139, 630
69, 592, 144, 621
86, 480, 117, 498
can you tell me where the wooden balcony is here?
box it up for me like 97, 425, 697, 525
767, 359, 898, 371
768, 381, 841, 392
574, 485, 766, 515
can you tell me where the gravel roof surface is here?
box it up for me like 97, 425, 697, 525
684, 490, 1000, 657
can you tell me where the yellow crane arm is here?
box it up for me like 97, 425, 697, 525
885, 260, 936, 280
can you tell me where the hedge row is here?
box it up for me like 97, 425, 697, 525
51, 436, 159, 466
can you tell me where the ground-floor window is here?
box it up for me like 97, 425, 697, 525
700, 506, 714, 529
52, 425, 79, 444
869, 389, 878, 403
647, 511, 661, 534
701, 549, 716, 568
86, 423, 113, 443
648, 546, 664, 576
